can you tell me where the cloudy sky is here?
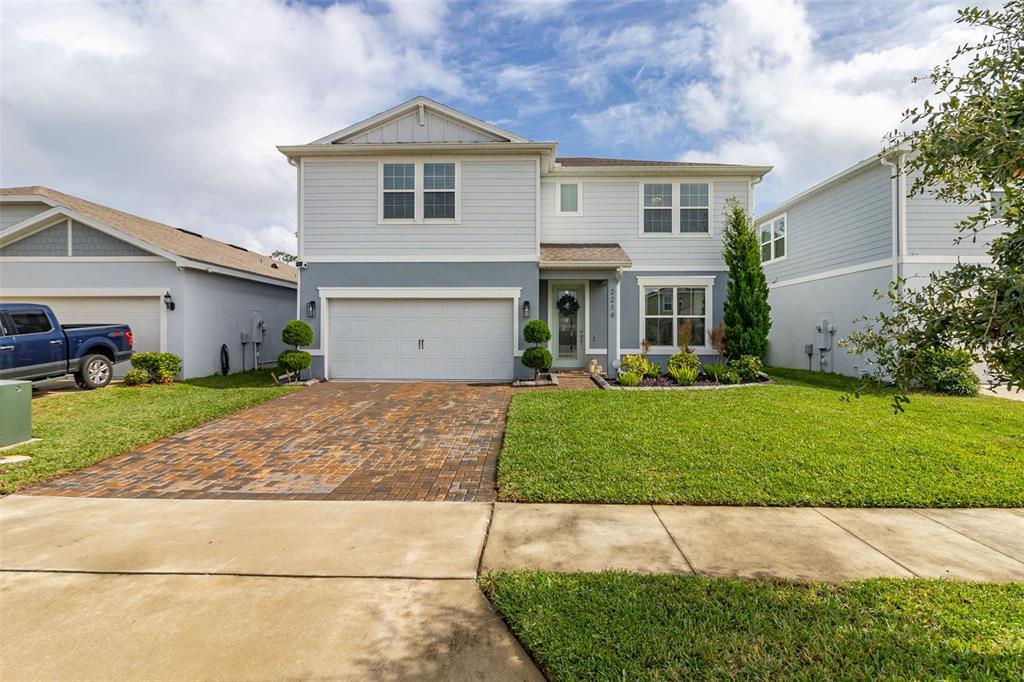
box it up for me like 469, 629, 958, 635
0, 0, 986, 256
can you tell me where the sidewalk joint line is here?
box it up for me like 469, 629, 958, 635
811, 508, 919, 577
911, 509, 1024, 566
651, 505, 696, 575
476, 501, 496, 577
0, 568, 476, 581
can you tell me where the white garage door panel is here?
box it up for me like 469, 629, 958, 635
0, 296, 161, 377
328, 298, 513, 380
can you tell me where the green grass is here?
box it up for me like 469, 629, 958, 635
1, 370, 299, 494
498, 368, 1024, 507
482, 571, 1024, 681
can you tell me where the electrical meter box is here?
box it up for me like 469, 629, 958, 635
0, 380, 32, 447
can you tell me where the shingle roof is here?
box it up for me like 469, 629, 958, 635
556, 156, 755, 168
540, 243, 632, 268
1, 186, 296, 283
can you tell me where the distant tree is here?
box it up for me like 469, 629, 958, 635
721, 198, 771, 359
271, 250, 297, 263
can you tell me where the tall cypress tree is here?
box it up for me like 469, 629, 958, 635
722, 198, 771, 359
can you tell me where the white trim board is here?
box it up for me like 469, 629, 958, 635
767, 259, 892, 289
0, 287, 169, 297
0, 256, 167, 263
317, 286, 522, 299
302, 254, 538, 263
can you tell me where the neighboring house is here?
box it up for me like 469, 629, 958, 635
754, 152, 1006, 377
278, 96, 771, 380
0, 186, 296, 378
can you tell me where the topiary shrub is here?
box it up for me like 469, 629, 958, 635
729, 355, 763, 382
130, 352, 182, 383
282, 320, 314, 348
917, 347, 980, 396
278, 349, 313, 375
122, 368, 151, 386
523, 319, 552, 345
617, 370, 641, 387
521, 346, 553, 379
668, 364, 698, 386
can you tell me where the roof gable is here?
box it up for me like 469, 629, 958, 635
312, 96, 529, 145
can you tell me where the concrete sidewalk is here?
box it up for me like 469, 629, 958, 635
3, 496, 1023, 680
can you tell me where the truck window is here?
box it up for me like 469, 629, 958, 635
9, 310, 53, 334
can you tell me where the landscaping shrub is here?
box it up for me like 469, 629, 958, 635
617, 371, 641, 387
702, 362, 729, 382
720, 369, 742, 384
668, 364, 698, 385
282, 319, 314, 348
523, 319, 552, 345
130, 352, 182, 383
277, 349, 313, 375
621, 354, 659, 378
917, 347, 980, 396
522, 347, 553, 379
122, 369, 151, 386
729, 355, 763, 382
668, 352, 699, 373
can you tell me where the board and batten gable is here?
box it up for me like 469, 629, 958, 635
539, 177, 750, 269
301, 156, 539, 260
0, 202, 51, 230
760, 161, 893, 283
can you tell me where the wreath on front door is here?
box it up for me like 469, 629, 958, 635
557, 293, 581, 316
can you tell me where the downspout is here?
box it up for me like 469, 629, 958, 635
879, 153, 901, 283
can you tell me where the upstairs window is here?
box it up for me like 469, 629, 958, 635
643, 183, 672, 233
557, 183, 581, 215
424, 163, 456, 219
759, 215, 786, 263
382, 163, 415, 220
679, 183, 710, 232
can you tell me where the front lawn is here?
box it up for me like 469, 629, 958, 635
1, 370, 299, 494
499, 368, 1024, 507
482, 572, 1024, 681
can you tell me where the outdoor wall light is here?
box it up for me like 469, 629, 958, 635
306, 300, 317, 318
163, 292, 176, 311
522, 300, 531, 318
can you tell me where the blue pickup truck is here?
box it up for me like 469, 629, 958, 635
0, 303, 134, 389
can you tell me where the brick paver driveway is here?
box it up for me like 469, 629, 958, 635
28, 382, 512, 502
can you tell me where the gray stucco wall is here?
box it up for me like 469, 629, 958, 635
182, 269, 296, 378
0, 221, 68, 256
299, 261, 539, 378
766, 264, 892, 377
620, 270, 728, 369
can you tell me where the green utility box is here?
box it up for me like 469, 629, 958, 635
0, 380, 32, 447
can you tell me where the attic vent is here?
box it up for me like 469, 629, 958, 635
270, 262, 279, 269
228, 244, 249, 252
176, 228, 204, 238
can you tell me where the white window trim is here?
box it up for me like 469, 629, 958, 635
636, 276, 715, 354
555, 182, 583, 216
377, 160, 461, 225
637, 180, 714, 238
758, 212, 787, 264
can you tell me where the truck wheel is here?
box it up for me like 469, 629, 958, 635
76, 355, 113, 389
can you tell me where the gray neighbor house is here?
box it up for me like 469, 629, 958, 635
0, 186, 296, 378
279, 96, 771, 381
756, 152, 1007, 378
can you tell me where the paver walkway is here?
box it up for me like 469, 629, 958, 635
26, 381, 512, 502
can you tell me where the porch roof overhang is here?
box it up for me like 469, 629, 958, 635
539, 243, 632, 270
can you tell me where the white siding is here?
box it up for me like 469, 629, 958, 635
0, 202, 51, 229
339, 110, 502, 144
762, 163, 892, 283
539, 178, 750, 269
302, 157, 537, 260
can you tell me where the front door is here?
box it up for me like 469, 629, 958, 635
549, 282, 584, 368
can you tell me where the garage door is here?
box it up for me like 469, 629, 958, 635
328, 299, 513, 380
0, 296, 161, 377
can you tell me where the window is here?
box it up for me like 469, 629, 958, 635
382, 163, 415, 220
641, 282, 711, 350
424, 163, 456, 219
991, 190, 1006, 221
557, 183, 581, 215
9, 309, 52, 334
643, 183, 672, 233
759, 214, 786, 263
679, 183, 710, 232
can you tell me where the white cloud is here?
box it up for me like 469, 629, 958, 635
0, 0, 464, 256
495, 0, 572, 22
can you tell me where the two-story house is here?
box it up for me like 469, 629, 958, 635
755, 151, 1005, 377
279, 97, 771, 380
